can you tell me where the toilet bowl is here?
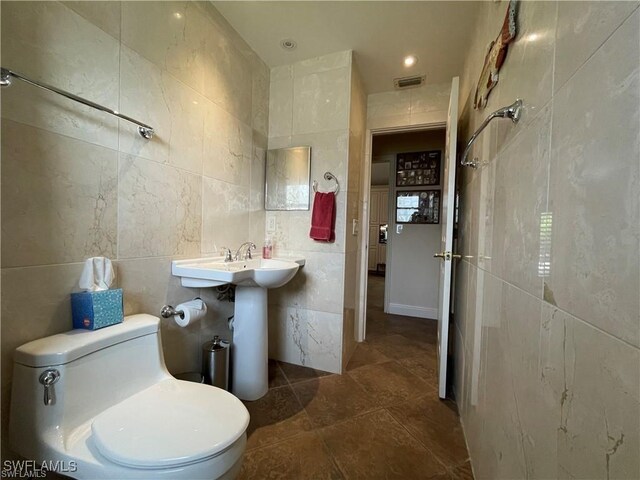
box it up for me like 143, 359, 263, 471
8, 314, 249, 479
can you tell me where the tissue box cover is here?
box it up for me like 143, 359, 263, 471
71, 289, 123, 330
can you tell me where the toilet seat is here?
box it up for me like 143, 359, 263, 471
91, 379, 249, 469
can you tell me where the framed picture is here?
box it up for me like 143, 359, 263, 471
395, 190, 440, 224
396, 150, 441, 187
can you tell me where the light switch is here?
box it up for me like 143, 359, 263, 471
267, 216, 276, 233
352, 218, 359, 236
396, 225, 403, 234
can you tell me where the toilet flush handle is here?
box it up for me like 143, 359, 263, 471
39, 369, 60, 406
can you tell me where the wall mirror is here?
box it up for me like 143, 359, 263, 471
265, 146, 311, 211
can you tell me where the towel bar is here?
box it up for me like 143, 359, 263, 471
1, 67, 154, 139
312, 172, 339, 194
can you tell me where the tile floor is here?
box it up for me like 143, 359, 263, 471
238, 275, 473, 479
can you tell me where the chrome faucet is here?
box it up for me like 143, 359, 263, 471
220, 247, 234, 263
234, 242, 256, 261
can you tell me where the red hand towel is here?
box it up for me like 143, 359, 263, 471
309, 192, 336, 242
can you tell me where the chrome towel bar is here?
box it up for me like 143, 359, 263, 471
460, 99, 522, 168
1, 67, 154, 139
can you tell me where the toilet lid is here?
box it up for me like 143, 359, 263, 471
91, 379, 249, 469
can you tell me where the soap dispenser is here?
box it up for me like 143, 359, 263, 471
262, 237, 273, 259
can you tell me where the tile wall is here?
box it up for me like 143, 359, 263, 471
265, 51, 357, 374
342, 63, 367, 370
0, 0, 269, 456
454, 2, 640, 478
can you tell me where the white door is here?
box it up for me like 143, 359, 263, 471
435, 77, 459, 399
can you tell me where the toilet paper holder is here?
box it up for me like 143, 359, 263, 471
160, 304, 184, 319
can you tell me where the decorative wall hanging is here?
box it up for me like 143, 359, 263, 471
473, 0, 518, 110
395, 190, 440, 225
396, 150, 441, 187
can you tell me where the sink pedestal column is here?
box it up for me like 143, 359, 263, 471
231, 286, 268, 400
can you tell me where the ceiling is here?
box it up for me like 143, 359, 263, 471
213, 1, 481, 94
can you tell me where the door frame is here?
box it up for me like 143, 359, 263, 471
357, 121, 446, 342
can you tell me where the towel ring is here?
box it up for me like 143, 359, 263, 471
312, 172, 339, 194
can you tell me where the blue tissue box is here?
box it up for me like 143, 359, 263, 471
71, 289, 124, 330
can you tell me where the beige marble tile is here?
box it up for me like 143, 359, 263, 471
116, 256, 194, 318
495, 0, 557, 147
118, 153, 201, 258
341, 306, 357, 371
491, 105, 551, 299
203, 100, 252, 186
268, 77, 294, 139
346, 132, 363, 194
62, 1, 121, 40
250, 134, 267, 244
201, 177, 250, 254
548, 10, 640, 346
1, 1, 119, 149
367, 90, 412, 120
366, 113, 413, 131
119, 45, 206, 175
292, 67, 350, 135
461, 263, 478, 356
541, 305, 640, 480
163, 74, 206, 175
297, 130, 350, 193
203, 19, 253, 125
344, 192, 360, 254
1, 262, 86, 388
473, 282, 560, 480
1, 121, 117, 268
251, 60, 270, 138
293, 50, 352, 78
555, 1, 639, 91
410, 82, 451, 116
268, 305, 342, 374
119, 46, 171, 164
409, 110, 449, 128
277, 196, 347, 255
348, 65, 367, 137
121, 1, 207, 94
269, 251, 345, 314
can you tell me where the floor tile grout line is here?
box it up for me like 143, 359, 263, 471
385, 403, 468, 474
314, 424, 349, 480
381, 405, 452, 474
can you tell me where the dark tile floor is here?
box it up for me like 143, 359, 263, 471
238, 275, 473, 480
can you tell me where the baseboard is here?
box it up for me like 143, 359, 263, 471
387, 303, 438, 319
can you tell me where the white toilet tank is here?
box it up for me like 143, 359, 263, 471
9, 314, 171, 463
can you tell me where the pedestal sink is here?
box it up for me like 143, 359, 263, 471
172, 256, 304, 400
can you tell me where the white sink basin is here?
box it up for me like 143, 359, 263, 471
172, 256, 304, 288
171, 254, 305, 401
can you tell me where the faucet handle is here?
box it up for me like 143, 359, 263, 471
245, 243, 256, 260
220, 247, 233, 262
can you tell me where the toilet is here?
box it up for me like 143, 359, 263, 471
8, 314, 249, 479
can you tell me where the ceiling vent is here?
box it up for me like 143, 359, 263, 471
394, 75, 426, 90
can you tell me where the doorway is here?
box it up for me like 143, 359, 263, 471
363, 128, 447, 330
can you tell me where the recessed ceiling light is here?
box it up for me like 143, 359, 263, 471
173, 12, 183, 19
403, 55, 418, 67
280, 39, 297, 51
